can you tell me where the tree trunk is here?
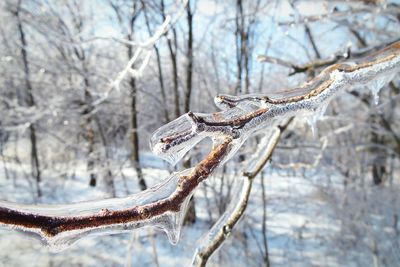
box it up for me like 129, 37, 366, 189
128, 22, 147, 190
129, 74, 147, 191
161, 0, 180, 118
16, 3, 42, 197
142, 2, 169, 123
235, 0, 244, 94
184, 1, 193, 113
182, 1, 197, 225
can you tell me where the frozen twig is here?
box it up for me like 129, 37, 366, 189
0, 41, 399, 252
257, 38, 400, 76
191, 118, 292, 267
278, 4, 400, 26
92, 0, 189, 108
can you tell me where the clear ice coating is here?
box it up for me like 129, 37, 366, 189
0, 169, 194, 252
151, 47, 399, 180
243, 129, 277, 173
191, 177, 250, 266
367, 73, 396, 105
214, 94, 266, 111
1, 41, 399, 253
150, 114, 207, 166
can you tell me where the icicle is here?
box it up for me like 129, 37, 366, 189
0, 169, 195, 252
1, 41, 399, 255
306, 117, 318, 137
368, 73, 396, 105
306, 101, 329, 138
153, 191, 193, 245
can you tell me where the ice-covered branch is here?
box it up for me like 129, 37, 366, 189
0, 137, 232, 251
257, 38, 400, 76
92, 0, 189, 107
191, 118, 292, 267
0, 41, 399, 253
278, 3, 400, 26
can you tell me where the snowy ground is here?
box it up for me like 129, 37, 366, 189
0, 159, 398, 267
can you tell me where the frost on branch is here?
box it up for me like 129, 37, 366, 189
93, 0, 189, 107
0, 41, 399, 252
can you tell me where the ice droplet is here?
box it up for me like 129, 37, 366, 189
368, 73, 395, 105
307, 117, 318, 137
154, 191, 193, 245
306, 101, 329, 138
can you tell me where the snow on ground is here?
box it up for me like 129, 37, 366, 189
0, 160, 398, 266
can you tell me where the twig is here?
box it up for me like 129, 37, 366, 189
191, 118, 292, 267
0, 41, 398, 252
257, 38, 400, 76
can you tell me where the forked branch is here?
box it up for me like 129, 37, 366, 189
0, 41, 399, 254
192, 118, 293, 267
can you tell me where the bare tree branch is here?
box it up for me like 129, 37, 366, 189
191, 117, 293, 267
0, 41, 398, 253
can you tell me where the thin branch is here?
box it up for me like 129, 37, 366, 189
0, 41, 398, 252
191, 118, 293, 267
257, 38, 399, 76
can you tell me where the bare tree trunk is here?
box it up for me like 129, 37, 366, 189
83, 87, 97, 187
108, 1, 147, 191
170, 38, 180, 118
184, 1, 193, 113
183, 1, 196, 224
127, 4, 147, 191
243, 29, 250, 94
235, 0, 244, 94
161, 0, 180, 118
142, 2, 169, 123
128, 73, 147, 191
86, 123, 97, 187
15, 2, 42, 197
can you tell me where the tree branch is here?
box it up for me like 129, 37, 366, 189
191, 117, 293, 267
0, 41, 399, 252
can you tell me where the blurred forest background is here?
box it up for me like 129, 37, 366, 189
0, 0, 399, 266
